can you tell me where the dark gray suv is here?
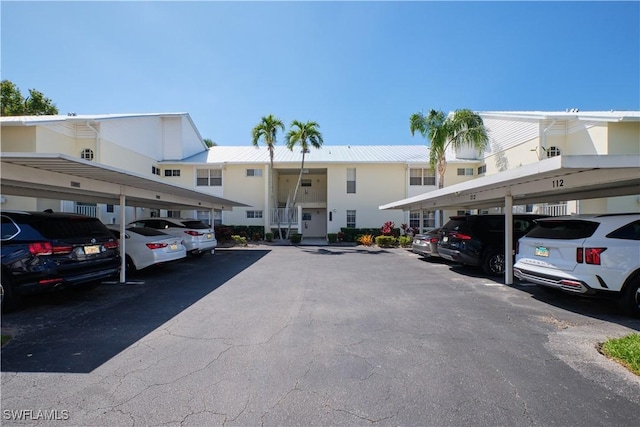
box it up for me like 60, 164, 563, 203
1, 211, 121, 310
438, 214, 548, 276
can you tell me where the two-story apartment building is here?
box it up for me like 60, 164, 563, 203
2, 110, 638, 240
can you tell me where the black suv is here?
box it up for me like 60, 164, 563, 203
1, 211, 121, 310
438, 214, 548, 276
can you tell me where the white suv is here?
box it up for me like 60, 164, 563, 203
514, 213, 640, 317
128, 218, 216, 257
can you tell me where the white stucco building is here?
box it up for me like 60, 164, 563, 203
2, 110, 638, 239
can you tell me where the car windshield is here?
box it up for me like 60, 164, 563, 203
126, 227, 170, 237
34, 217, 110, 239
525, 220, 599, 239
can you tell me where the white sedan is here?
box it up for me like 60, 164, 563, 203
107, 225, 187, 272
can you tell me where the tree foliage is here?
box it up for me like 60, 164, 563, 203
203, 138, 217, 147
1, 80, 59, 116
252, 114, 286, 239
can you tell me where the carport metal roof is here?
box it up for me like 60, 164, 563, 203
379, 155, 640, 211
380, 154, 640, 285
1, 152, 248, 211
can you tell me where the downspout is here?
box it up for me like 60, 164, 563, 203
86, 121, 100, 162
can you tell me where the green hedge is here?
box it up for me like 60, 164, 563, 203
339, 227, 401, 242
215, 225, 265, 242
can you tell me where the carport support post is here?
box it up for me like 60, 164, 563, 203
119, 193, 127, 284
504, 194, 513, 285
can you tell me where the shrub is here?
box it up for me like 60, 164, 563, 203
358, 234, 374, 246
327, 233, 338, 243
231, 235, 248, 247
290, 233, 302, 244
375, 235, 397, 248
398, 235, 412, 248
252, 231, 262, 241
381, 221, 395, 236
337, 231, 345, 242
265, 232, 273, 242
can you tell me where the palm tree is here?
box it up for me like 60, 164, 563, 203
284, 120, 324, 238
410, 108, 489, 223
252, 114, 285, 239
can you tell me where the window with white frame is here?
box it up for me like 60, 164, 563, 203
167, 210, 181, 218
246, 168, 263, 177
346, 210, 356, 228
347, 168, 356, 193
410, 168, 436, 185
301, 179, 312, 187
152, 166, 161, 176
106, 204, 114, 213
477, 164, 487, 175
457, 168, 474, 176
164, 169, 181, 177
246, 210, 263, 219
196, 168, 222, 186
409, 211, 435, 229
80, 148, 94, 161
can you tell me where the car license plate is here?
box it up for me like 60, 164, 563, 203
170, 244, 178, 250
443, 236, 449, 243
206, 233, 212, 239
535, 246, 549, 257
84, 245, 101, 255
413, 239, 419, 244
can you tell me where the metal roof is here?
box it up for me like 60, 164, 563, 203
180, 145, 431, 165
1, 153, 248, 210
380, 155, 640, 211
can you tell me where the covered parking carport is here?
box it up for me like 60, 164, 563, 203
1, 152, 249, 283
380, 154, 640, 284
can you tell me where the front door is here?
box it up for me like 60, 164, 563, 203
301, 209, 326, 238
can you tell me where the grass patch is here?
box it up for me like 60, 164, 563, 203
599, 333, 640, 376
1, 335, 11, 346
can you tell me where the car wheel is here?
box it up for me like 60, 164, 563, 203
1, 274, 21, 312
483, 250, 505, 276
125, 255, 137, 273
190, 250, 206, 258
621, 274, 640, 318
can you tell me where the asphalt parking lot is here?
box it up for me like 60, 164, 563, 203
2, 245, 639, 426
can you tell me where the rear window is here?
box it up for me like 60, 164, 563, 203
126, 227, 171, 237
525, 220, 599, 239
441, 218, 473, 234
181, 220, 209, 229
33, 217, 111, 240
606, 220, 640, 241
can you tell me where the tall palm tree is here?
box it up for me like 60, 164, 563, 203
252, 114, 285, 239
410, 108, 489, 223
284, 120, 323, 237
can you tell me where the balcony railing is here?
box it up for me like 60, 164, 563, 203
539, 203, 567, 217
278, 187, 326, 205
74, 204, 98, 217
271, 208, 299, 226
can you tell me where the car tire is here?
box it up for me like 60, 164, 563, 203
125, 255, 137, 273
1, 274, 21, 312
190, 250, 206, 258
621, 274, 640, 318
483, 249, 505, 277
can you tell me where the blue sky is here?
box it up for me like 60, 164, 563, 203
2, 1, 638, 146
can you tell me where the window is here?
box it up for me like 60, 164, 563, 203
457, 210, 472, 216
457, 168, 474, 176
302, 213, 312, 221
346, 210, 356, 228
347, 168, 356, 193
164, 169, 181, 177
301, 179, 312, 187
152, 166, 161, 176
246, 210, 263, 219
546, 146, 561, 158
167, 210, 181, 218
409, 211, 435, 229
246, 168, 263, 177
80, 149, 94, 161
106, 204, 114, 213
410, 168, 435, 185
477, 165, 487, 175
196, 169, 222, 186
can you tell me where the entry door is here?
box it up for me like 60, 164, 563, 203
301, 209, 326, 237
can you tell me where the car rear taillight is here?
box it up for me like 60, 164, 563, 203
577, 247, 606, 265
104, 241, 119, 250
560, 279, 583, 289
184, 230, 204, 237
429, 237, 439, 243
29, 242, 53, 255
146, 243, 168, 250
452, 233, 472, 240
